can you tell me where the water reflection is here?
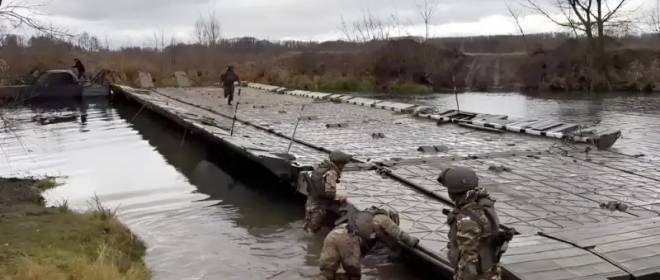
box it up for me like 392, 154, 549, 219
113, 101, 422, 280
12, 90, 657, 279
358, 91, 660, 160
0, 98, 422, 280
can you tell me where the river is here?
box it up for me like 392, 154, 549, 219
1, 91, 659, 279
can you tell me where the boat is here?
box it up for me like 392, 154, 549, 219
26, 70, 110, 99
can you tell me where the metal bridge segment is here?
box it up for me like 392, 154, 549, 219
114, 84, 660, 280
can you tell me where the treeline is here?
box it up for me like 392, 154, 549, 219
1, 32, 660, 93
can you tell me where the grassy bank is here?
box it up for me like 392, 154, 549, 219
0, 178, 149, 280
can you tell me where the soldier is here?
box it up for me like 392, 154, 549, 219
303, 151, 352, 233
220, 65, 240, 105
319, 206, 419, 280
72, 58, 86, 80
438, 166, 514, 280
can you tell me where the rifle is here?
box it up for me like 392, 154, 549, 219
230, 85, 241, 136
442, 208, 516, 263
286, 104, 305, 153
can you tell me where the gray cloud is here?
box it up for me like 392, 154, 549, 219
30, 0, 648, 46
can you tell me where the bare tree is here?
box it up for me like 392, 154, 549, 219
0, 0, 68, 36
152, 28, 166, 51
194, 11, 221, 46
647, 0, 660, 33
525, 0, 630, 54
417, 0, 440, 41
339, 11, 401, 42
506, 1, 529, 52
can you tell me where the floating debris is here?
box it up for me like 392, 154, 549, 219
326, 123, 349, 128
489, 165, 512, 173
301, 116, 318, 121
600, 201, 629, 212
417, 145, 449, 153
371, 132, 386, 139
32, 114, 78, 125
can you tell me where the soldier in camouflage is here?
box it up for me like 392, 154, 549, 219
438, 166, 514, 280
318, 206, 419, 280
304, 151, 352, 233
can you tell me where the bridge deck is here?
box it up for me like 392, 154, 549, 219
115, 84, 660, 280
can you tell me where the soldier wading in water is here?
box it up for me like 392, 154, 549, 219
439, 166, 514, 280
303, 151, 352, 233
318, 206, 419, 280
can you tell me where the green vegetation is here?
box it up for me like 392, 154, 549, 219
33, 178, 60, 191
0, 178, 149, 280
317, 78, 373, 93
391, 82, 433, 94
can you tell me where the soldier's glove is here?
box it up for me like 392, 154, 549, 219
400, 232, 420, 248
494, 228, 515, 246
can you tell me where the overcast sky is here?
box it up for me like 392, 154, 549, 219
15, 0, 653, 47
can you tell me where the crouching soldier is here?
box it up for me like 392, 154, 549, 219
303, 151, 352, 233
318, 206, 419, 280
438, 166, 514, 280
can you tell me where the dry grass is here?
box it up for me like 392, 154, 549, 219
2, 34, 660, 92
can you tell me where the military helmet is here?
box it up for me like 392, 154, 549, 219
353, 211, 376, 240
329, 151, 352, 165
437, 166, 479, 194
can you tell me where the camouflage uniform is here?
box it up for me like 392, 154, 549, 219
319, 224, 362, 280
304, 160, 340, 233
318, 207, 419, 280
366, 207, 419, 248
438, 166, 509, 280
446, 195, 502, 280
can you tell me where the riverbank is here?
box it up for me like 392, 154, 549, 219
3, 34, 659, 95
0, 178, 149, 280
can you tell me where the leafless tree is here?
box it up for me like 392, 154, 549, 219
506, 1, 529, 52
339, 11, 401, 42
0, 0, 68, 36
76, 32, 101, 52
647, 0, 660, 33
152, 28, 166, 51
194, 11, 221, 46
417, 0, 440, 41
525, 0, 630, 54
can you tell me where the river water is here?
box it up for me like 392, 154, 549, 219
1, 91, 659, 279
0, 98, 417, 280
